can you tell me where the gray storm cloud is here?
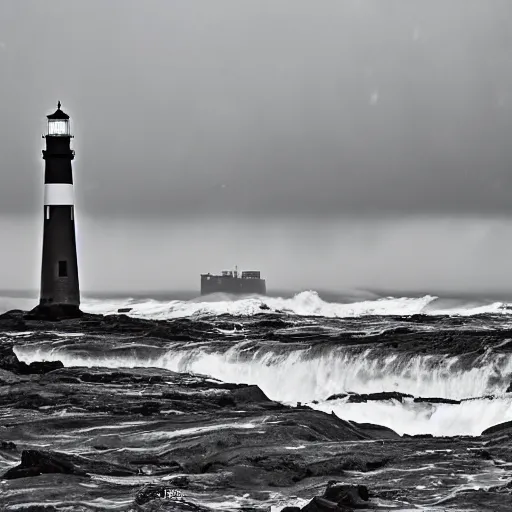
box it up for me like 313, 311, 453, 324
1, 0, 512, 218
3, 1, 512, 295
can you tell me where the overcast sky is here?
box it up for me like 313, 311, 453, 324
1, 0, 512, 294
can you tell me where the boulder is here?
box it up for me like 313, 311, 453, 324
481, 420, 512, 436
3, 450, 88, 479
18, 360, 64, 375
323, 482, 369, 508
301, 496, 344, 512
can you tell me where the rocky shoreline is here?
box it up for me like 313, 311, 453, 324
1, 310, 512, 511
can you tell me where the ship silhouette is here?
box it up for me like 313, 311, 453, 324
200, 268, 266, 295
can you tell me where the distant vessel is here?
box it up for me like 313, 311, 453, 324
200, 268, 266, 295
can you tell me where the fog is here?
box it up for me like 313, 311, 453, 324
2, 215, 512, 295
1, 1, 512, 294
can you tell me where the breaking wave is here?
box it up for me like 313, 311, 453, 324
314, 396, 512, 437
14, 340, 512, 436
15, 342, 512, 400
80, 291, 509, 320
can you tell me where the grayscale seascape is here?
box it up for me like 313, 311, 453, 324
2, 1, 512, 510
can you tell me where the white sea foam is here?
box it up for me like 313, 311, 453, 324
312, 396, 512, 436
14, 340, 512, 436
8, 291, 512, 437
77, 291, 510, 320
15, 341, 512, 402
0, 292, 508, 319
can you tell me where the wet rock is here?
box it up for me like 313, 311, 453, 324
326, 393, 348, 401
0, 368, 23, 384
165, 475, 190, 488
3, 450, 88, 479
230, 384, 271, 404
217, 394, 236, 407
413, 397, 461, 404
0, 441, 17, 450
18, 360, 64, 375
15, 507, 58, 512
348, 392, 413, 403
348, 421, 399, 439
323, 482, 369, 508
481, 420, 512, 436
26, 304, 84, 321
134, 483, 211, 511
136, 401, 161, 416
0, 309, 27, 330
474, 449, 493, 460
135, 483, 176, 505
301, 496, 343, 512
0, 344, 25, 373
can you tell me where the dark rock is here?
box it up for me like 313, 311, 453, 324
3, 450, 88, 479
18, 360, 64, 375
259, 304, 271, 310
0, 441, 17, 450
135, 401, 161, 416
323, 482, 369, 508
413, 397, 461, 405
481, 420, 512, 436
217, 394, 236, 407
348, 421, 399, 439
506, 382, 512, 393
348, 392, 413, 403
281, 508, 301, 512
165, 475, 190, 488
0, 368, 23, 385
134, 483, 210, 511
0, 344, 24, 373
326, 394, 348, 401
26, 304, 84, 321
301, 496, 343, 512
474, 449, 493, 460
135, 483, 173, 505
0, 309, 27, 330
118, 307, 133, 313
14, 507, 58, 512
231, 385, 271, 404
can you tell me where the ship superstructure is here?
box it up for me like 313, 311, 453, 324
200, 269, 266, 295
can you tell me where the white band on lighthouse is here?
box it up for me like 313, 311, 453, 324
44, 184, 74, 205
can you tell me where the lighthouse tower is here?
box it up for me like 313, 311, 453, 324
38, 102, 80, 316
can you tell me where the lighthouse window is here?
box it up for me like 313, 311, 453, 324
58, 261, 68, 277
48, 120, 69, 136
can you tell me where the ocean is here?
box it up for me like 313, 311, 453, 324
4, 289, 512, 438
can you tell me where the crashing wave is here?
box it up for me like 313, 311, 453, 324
14, 340, 512, 401
79, 291, 509, 320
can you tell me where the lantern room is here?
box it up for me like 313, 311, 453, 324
46, 101, 71, 136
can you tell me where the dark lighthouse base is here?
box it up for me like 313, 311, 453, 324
27, 304, 84, 321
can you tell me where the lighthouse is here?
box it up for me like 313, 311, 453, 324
37, 102, 81, 317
